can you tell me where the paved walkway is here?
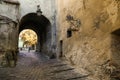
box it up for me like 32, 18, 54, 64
0, 51, 89, 80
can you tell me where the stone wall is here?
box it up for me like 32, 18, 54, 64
56, 0, 120, 79
0, 1, 19, 67
19, 0, 55, 19
0, 0, 20, 21
0, 19, 17, 51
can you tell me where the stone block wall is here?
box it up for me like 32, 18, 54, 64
0, 1, 19, 67
0, 17, 18, 67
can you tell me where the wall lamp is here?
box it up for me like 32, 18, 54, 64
36, 5, 42, 16
66, 14, 81, 31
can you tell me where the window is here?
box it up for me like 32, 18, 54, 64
67, 30, 72, 38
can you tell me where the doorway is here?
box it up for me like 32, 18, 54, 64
59, 40, 63, 57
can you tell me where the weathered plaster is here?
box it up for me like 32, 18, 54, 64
56, 0, 120, 79
0, 1, 19, 67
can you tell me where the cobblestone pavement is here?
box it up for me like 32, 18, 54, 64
0, 51, 89, 80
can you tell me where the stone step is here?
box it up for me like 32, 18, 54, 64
65, 75, 89, 80
50, 67, 89, 80
51, 68, 74, 73
50, 64, 67, 67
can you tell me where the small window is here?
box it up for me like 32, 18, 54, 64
67, 30, 72, 38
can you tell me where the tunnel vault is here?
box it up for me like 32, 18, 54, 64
19, 13, 51, 53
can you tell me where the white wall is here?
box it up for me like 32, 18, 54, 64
19, 0, 56, 21
0, 2, 19, 21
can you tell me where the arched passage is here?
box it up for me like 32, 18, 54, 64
19, 13, 51, 53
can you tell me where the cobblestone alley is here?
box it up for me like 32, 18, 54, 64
0, 51, 89, 80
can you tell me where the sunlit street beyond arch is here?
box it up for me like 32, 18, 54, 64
19, 29, 38, 52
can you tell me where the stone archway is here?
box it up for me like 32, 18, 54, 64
19, 13, 52, 54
